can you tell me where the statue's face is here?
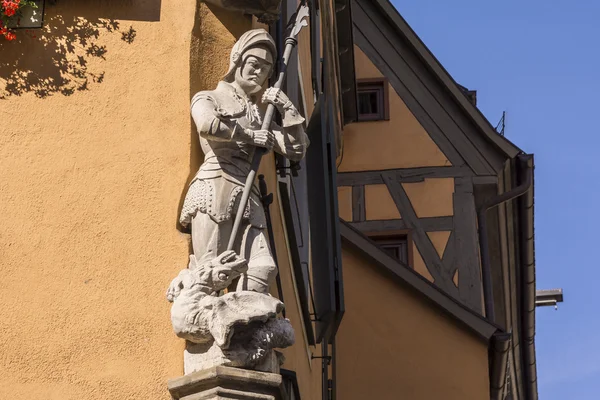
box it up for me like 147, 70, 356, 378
235, 46, 274, 95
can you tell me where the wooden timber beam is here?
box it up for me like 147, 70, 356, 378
337, 165, 472, 186
381, 171, 457, 295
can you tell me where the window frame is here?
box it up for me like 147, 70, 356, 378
366, 230, 414, 268
356, 78, 390, 122
281, 369, 302, 400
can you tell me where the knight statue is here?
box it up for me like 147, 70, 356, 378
166, 28, 308, 374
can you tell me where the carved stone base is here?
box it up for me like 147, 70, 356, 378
168, 366, 285, 400
185, 342, 284, 375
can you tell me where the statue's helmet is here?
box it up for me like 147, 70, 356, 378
223, 28, 277, 83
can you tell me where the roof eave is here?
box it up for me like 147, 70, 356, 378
367, 0, 523, 159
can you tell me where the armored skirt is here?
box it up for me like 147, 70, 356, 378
180, 176, 266, 230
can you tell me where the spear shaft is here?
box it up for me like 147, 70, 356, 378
226, 7, 308, 251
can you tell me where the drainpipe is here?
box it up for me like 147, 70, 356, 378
490, 332, 512, 400
478, 154, 533, 323
518, 155, 538, 400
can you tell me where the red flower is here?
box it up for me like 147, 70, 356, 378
2, 0, 21, 17
1, 0, 25, 40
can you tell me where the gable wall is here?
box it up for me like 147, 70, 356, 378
339, 47, 451, 173
336, 1, 501, 312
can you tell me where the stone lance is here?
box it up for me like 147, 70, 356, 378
226, 4, 310, 252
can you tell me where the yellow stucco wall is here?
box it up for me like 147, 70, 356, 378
365, 184, 401, 221
338, 47, 450, 172
403, 178, 455, 217
355, 179, 454, 227
412, 245, 435, 282
337, 246, 490, 399
337, 186, 354, 221
0, 2, 322, 399
427, 231, 452, 258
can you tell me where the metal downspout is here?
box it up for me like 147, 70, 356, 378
518, 155, 538, 400
478, 154, 533, 323
490, 332, 512, 400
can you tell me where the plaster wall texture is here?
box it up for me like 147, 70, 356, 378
338, 46, 450, 172
337, 186, 353, 221
364, 183, 401, 221
427, 231, 452, 259
412, 245, 435, 282
402, 178, 455, 218
337, 247, 490, 399
0, 2, 322, 399
357, 179, 454, 227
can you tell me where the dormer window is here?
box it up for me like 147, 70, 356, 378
366, 232, 412, 267
356, 78, 389, 121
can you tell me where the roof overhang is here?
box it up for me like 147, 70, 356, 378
364, 0, 522, 159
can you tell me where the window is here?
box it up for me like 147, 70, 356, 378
356, 78, 389, 121
369, 234, 411, 266
281, 369, 301, 400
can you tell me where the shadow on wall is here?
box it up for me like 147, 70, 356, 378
0, 0, 161, 98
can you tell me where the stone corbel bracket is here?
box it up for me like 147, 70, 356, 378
203, 0, 282, 23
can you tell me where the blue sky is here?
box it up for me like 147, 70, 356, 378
392, 0, 600, 398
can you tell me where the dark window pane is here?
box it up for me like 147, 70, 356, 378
380, 244, 399, 260
370, 235, 409, 265
358, 90, 379, 115
356, 80, 386, 121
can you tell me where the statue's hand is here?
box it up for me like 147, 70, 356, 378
262, 87, 291, 112
208, 250, 249, 291
252, 129, 275, 150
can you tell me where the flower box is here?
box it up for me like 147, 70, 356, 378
1, 0, 44, 40
2, 0, 44, 28
11, 0, 44, 28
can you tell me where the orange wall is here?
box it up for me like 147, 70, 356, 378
337, 246, 490, 399
365, 184, 401, 220
338, 186, 353, 221
0, 2, 322, 399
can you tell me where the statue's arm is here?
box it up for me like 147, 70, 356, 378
262, 88, 310, 161
272, 123, 310, 162
191, 97, 255, 144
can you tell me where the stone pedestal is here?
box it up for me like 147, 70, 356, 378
185, 342, 284, 375
168, 366, 285, 400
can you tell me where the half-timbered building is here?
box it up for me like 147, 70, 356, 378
1, 0, 538, 399
331, 0, 538, 398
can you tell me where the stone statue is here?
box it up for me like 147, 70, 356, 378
166, 28, 308, 374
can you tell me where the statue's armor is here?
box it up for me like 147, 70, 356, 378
167, 27, 309, 375
180, 81, 266, 229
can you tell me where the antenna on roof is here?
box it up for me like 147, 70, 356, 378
495, 111, 506, 136
496, 111, 506, 136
